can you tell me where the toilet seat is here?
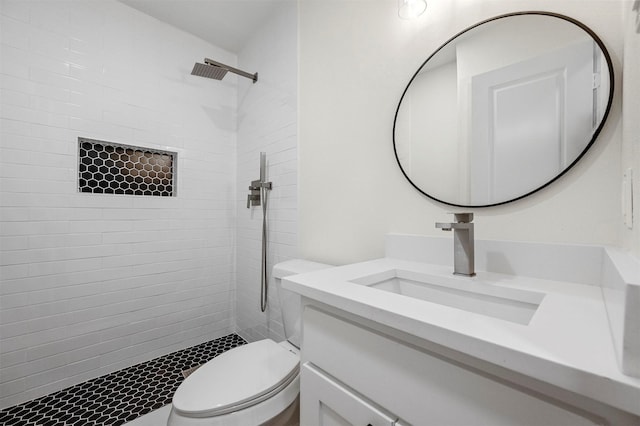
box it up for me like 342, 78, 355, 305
172, 339, 299, 418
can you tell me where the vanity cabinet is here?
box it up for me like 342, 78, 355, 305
300, 305, 602, 426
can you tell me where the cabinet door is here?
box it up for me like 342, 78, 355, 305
301, 363, 400, 426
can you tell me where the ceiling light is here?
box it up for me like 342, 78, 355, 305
398, 0, 427, 19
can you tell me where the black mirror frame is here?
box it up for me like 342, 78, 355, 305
392, 11, 615, 208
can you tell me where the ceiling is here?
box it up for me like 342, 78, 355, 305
118, 0, 282, 53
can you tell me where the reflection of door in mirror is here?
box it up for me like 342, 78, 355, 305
469, 40, 597, 205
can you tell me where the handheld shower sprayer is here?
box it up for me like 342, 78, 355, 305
247, 153, 272, 312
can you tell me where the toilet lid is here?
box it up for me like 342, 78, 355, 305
172, 339, 299, 417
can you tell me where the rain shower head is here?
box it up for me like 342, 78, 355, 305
191, 62, 228, 80
191, 58, 258, 83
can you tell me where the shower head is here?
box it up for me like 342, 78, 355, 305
191, 62, 228, 80
191, 58, 258, 83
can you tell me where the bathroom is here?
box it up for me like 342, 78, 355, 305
0, 0, 639, 424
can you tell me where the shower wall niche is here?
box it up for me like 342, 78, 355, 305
78, 138, 176, 197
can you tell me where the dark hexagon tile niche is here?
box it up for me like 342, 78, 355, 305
78, 138, 176, 197
0, 334, 246, 426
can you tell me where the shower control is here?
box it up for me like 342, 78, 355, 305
247, 195, 260, 208
247, 180, 272, 208
247, 181, 262, 208
246, 152, 272, 209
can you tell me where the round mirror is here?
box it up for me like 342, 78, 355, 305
393, 12, 614, 207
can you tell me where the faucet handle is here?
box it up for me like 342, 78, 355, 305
447, 212, 473, 223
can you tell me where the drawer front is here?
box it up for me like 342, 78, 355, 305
301, 363, 397, 426
302, 306, 599, 426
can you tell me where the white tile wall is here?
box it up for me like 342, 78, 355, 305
0, 0, 237, 409
235, 2, 299, 343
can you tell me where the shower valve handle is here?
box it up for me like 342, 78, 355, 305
247, 179, 264, 208
247, 194, 260, 208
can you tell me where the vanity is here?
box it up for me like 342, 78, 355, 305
283, 234, 640, 426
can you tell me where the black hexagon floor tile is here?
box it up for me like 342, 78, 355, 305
0, 334, 246, 426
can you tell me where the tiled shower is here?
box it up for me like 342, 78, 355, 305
0, 0, 298, 412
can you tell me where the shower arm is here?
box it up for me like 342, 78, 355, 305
205, 58, 258, 83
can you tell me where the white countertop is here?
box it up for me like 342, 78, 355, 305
283, 257, 640, 416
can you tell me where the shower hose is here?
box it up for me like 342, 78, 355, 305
260, 186, 268, 312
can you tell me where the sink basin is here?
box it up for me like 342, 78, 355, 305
350, 269, 545, 325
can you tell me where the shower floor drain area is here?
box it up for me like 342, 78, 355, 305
0, 334, 246, 426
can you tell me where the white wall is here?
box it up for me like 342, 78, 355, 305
235, 2, 298, 343
0, 0, 237, 408
622, 1, 640, 256
299, 0, 627, 265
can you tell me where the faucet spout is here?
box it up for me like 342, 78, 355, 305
436, 213, 475, 277
436, 222, 472, 230
435, 222, 453, 231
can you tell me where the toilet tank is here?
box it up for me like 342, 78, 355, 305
273, 259, 332, 348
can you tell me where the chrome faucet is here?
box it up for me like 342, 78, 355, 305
435, 213, 475, 277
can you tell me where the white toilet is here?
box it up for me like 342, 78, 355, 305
167, 259, 330, 426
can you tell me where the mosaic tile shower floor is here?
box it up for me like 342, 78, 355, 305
0, 334, 246, 426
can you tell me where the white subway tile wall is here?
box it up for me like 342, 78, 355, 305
235, 3, 299, 343
0, 0, 238, 409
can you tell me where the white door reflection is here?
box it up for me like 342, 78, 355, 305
470, 40, 599, 204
